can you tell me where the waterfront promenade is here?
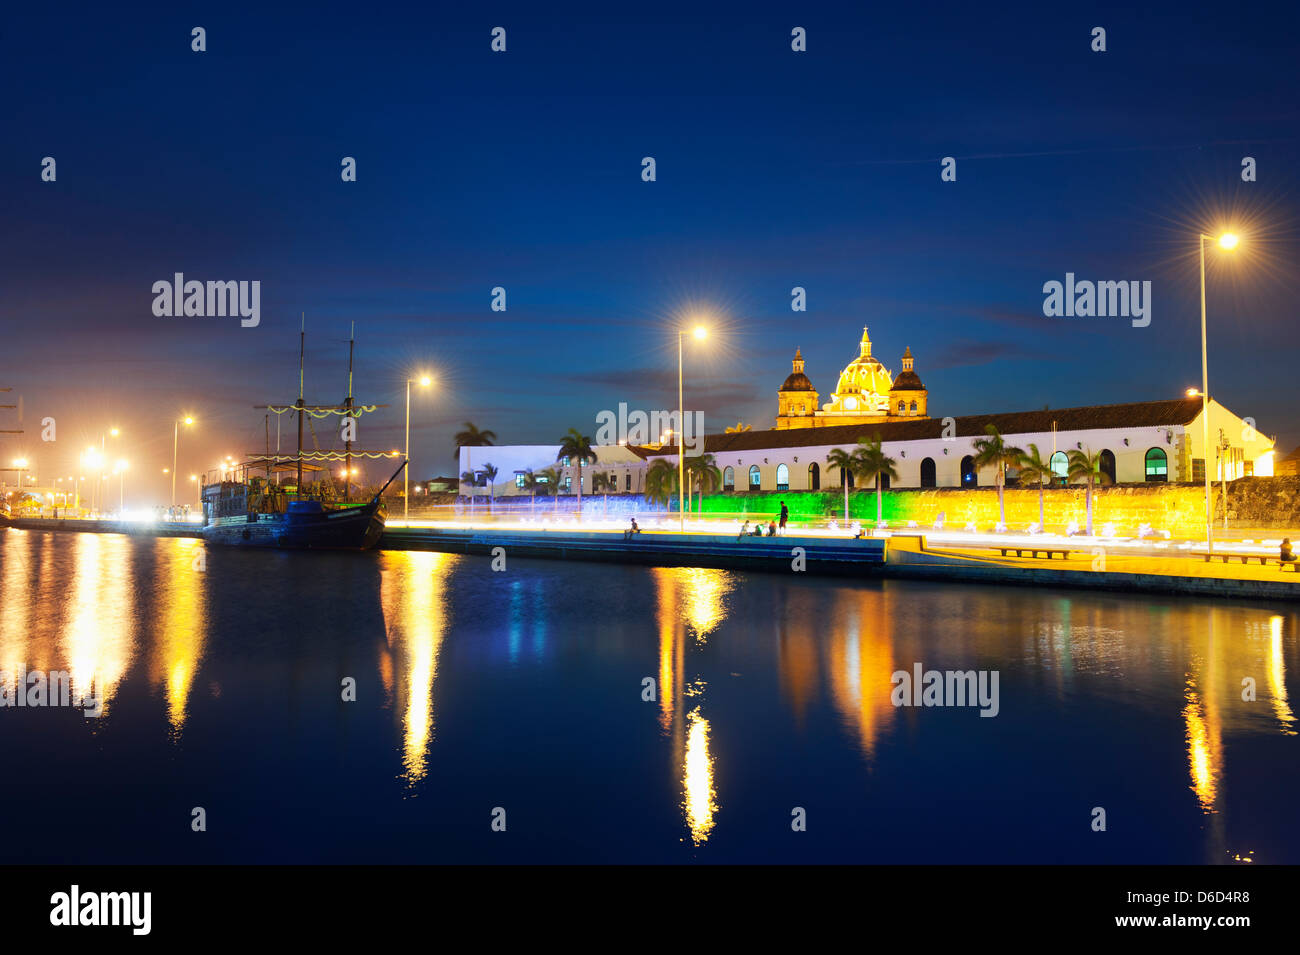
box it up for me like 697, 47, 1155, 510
4, 515, 1299, 600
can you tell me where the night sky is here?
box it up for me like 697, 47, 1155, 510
3, 1, 1298, 502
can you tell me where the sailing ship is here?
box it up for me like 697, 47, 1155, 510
201, 319, 404, 550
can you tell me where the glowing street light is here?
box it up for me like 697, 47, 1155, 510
172, 415, 195, 506
404, 373, 434, 522
678, 324, 709, 532
113, 458, 128, 514
1197, 230, 1240, 554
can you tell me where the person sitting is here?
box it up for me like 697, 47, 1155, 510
767, 521, 777, 536
624, 517, 641, 540
1281, 538, 1296, 566
751, 524, 763, 537
738, 520, 751, 540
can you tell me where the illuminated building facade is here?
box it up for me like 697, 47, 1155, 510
777, 328, 928, 429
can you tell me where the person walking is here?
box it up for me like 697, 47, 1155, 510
778, 501, 789, 535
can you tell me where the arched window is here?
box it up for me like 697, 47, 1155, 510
878, 472, 891, 490
722, 466, 735, 491
897, 400, 905, 412
910, 401, 918, 413
1099, 449, 1117, 484
1049, 451, 1068, 485
776, 463, 789, 490
960, 455, 978, 488
1144, 448, 1168, 482
920, 457, 936, 487
839, 464, 854, 489
748, 465, 761, 490
808, 461, 820, 490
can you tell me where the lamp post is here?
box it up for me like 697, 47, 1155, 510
114, 459, 128, 515
83, 448, 103, 515
404, 375, 433, 524
1197, 232, 1238, 554
677, 325, 707, 532
172, 416, 194, 506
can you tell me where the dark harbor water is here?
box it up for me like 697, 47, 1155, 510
1, 528, 1297, 864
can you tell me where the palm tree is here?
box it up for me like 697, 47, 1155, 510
592, 472, 614, 516
454, 422, 496, 499
535, 466, 561, 514
827, 447, 857, 522
480, 463, 498, 514
852, 435, 899, 526
724, 422, 752, 433
557, 429, 597, 517
1017, 443, 1053, 532
971, 424, 1025, 528
522, 469, 541, 510
645, 459, 678, 509
684, 453, 722, 514
453, 422, 497, 454
1067, 447, 1111, 536
460, 469, 478, 513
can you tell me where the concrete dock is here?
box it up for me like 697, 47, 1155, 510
5, 516, 1299, 600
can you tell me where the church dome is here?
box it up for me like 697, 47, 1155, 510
779, 347, 817, 392
781, 371, 816, 392
890, 346, 924, 391
832, 328, 893, 398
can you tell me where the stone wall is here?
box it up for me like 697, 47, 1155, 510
697, 477, 1300, 535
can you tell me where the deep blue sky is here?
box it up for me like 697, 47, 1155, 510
3, 1, 1298, 499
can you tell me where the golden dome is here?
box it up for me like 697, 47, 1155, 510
832, 327, 893, 398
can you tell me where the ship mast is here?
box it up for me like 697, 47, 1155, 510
296, 313, 305, 494
344, 322, 355, 501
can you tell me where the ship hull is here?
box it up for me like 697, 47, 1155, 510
202, 499, 386, 550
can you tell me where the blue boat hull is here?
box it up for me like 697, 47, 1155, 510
203, 499, 386, 550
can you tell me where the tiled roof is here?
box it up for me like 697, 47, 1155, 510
642, 396, 1204, 457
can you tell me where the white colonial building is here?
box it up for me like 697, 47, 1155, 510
460, 329, 1276, 498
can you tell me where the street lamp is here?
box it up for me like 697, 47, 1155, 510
1197, 231, 1239, 554
83, 448, 104, 515
172, 416, 194, 506
114, 459, 128, 514
678, 325, 708, 532
404, 375, 433, 523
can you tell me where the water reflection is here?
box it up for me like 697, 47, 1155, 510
0, 530, 34, 693
62, 533, 136, 716
652, 568, 733, 843
825, 593, 897, 757
378, 551, 453, 786
1267, 615, 1296, 734
1, 529, 1297, 862
682, 705, 717, 844
148, 539, 207, 737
